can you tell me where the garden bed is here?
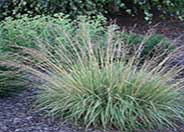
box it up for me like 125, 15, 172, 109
0, 16, 184, 132
0, 87, 184, 132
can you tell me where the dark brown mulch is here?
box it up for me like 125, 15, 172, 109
107, 14, 184, 45
107, 14, 184, 38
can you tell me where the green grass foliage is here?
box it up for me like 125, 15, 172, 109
0, 15, 175, 97
1, 21, 184, 131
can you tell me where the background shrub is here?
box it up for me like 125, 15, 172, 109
0, 0, 183, 21
0, 14, 73, 52
0, 15, 174, 58
119, 32, 175, 59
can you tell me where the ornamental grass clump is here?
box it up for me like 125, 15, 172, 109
0, 67, 23, 97
1, 23, 184, 131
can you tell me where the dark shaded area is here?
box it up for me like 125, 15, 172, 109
106, 14, 184, 40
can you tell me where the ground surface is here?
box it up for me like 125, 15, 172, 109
0, 16, 184, 132
0, 89, 95, 132
1, 88, 184, 132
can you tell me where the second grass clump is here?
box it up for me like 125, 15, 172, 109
2, 21, 184, 131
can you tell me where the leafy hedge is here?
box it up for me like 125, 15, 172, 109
0, 0, 184, 21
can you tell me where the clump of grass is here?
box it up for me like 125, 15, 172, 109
1, 23, 184, 131
0, 65, 29, 97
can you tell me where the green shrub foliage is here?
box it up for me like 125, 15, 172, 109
0, 0, 184, 21
0, 15, 174, 58
0, 14, 74, 51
